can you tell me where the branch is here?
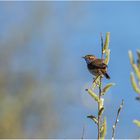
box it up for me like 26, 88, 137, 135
97, 33, 104, 139
98, 77, 102, 139
81, 124, 86, 139
100, 32, 104, 59
112, 99, 124, 139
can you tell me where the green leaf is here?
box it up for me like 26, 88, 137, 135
99, 98, 104, 109
101, 83, 115, 95
130, 72, 140, 94
132, 64, 140, 81
86, 88, 99, 103
103, 32, 110, 53
133, 120, 140, 127
136, 50, 140, 68
100, 117, 107, 139
104, 49, 110, 65
98, 107, 104, 117
137, 49, 140, 59
128, 50, 134, 65
87, 115, 98, 125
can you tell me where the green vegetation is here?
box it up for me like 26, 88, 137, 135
129, 50, 140, 128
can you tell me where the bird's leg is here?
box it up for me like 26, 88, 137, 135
93, 70, 102, 85
92, 75, 100, 85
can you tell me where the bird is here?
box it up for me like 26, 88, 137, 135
82, 54, 110, 79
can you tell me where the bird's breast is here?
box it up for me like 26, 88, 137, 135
87, 65, 98, 76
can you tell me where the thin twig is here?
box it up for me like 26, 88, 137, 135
92, 75, 100, 84
81, 124, 85, 139
98, 76, 102, 139
112, 99, 124, 139
100, 32, 104, 59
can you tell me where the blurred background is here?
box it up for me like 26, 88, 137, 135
0, 1, 140, 139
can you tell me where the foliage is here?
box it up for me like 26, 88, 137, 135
0, 5, 59, 138
128, 50, 140, 128
133, 120, 140, 127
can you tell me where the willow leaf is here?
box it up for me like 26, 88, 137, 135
130, 72, 140, 94
132, 64, 140, 81
133, 120, 140, 127
103, 32, 110, 53
104, 49, 110, 65
98, 107, 104, 117
137, 49, 140, 59
100, 117, 107, 139
137, 50, 140, 70
100, 98, 104, 109
101, 83, 115, 96
87, 115, 98, 125
86, 88, 99, 103
128, 50, 134, 65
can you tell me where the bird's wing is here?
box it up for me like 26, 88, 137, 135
90, 59, 107, 69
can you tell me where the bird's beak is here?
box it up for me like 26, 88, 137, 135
82, 56, 85, 59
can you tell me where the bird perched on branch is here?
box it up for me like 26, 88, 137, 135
83, 55, 110, 79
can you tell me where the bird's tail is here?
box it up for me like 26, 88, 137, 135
104, 73, 110, 79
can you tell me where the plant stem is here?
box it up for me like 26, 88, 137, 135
97, 33, 104, 140
112, 99, 124, 139
98, 76, 102, 140
81, 124, 85, 139
100, 33, 104, 59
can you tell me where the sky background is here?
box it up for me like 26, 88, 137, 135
0, 1, 140, 139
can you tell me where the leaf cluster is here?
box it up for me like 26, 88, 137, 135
128, 50, 140, 128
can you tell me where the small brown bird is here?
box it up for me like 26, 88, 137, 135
83, 55, 110, 79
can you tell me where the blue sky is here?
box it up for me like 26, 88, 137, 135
0, 1, 140, 139
48, 2, 140, 138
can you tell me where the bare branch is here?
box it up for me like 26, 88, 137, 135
100, 32, 104, 59
98, 76, 102, 139
112, 99, 124, 139
81, 124, 86, 139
